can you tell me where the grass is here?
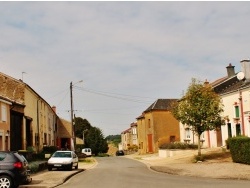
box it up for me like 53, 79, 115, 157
78, 158, 95, 163
192, 150, 231, 163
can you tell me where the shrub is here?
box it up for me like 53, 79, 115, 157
128, 145, 138, 152
159, 142, 198, 150
228, 136, 250, 164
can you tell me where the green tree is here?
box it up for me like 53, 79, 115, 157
85, 127, 108, 155
171, 78, 224, 157
105, 135, 121, 147
74, 117, 92, 139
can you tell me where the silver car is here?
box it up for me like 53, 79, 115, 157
47, 151, 78, 171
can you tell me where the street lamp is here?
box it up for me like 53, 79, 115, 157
70, 80, 83, 151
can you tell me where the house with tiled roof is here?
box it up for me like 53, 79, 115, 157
121, 127, 132, 150
212, 60, 250, 146
136, 99, 180, 154
179, 60, 250, 148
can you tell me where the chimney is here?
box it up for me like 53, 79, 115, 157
52, 106, 56, 113
240, 59, 250, 81
226, 63, 235, 78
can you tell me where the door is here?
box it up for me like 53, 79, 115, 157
147, 134, 153, 153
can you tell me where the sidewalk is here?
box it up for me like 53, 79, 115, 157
125, 148, 250, 180
19, 160, 97, 188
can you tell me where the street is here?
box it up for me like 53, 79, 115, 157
57, 156, 250, 188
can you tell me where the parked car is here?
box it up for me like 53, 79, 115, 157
81, 148, 92, 157
0, 151, 32, 188
116, 150, 125, 156
47, 150, 78, 171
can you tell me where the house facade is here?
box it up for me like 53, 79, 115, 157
121, 128, 132, 150
137, 99, 180, 154
213, 61, 250, 146
179, 61, 250, 148
0, 72, 58, 152
0, 96, 12, 150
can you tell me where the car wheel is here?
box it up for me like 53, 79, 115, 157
75, 163, 78, 170
0, 175, 13, 188
48, 167, 52, 171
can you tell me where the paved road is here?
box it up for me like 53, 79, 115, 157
57, 156, 250, 188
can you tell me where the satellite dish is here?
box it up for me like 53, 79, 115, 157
237, 72, 245, 80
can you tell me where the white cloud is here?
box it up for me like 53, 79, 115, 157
1, 1, 250, 135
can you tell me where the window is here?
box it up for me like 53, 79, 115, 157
235, 106, 240, 118
148, 119, 151, 128
185, 128, 191, 139
236, 123, 241, 136
170, 136, 175, 143
227, 123, 232, 138
1, 104, 7, 122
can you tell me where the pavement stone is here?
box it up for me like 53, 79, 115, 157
19, 160, 97, 188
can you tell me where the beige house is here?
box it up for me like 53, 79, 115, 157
0, 72, 58, 152
0, 96, 12, 150
57, 118, 73, 150
121, 128, 132, 150
137, 99, 180, 154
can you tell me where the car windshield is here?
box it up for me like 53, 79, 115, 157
53, 152, 72, 158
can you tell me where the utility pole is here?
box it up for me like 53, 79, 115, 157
70, 80, 83, 151
70, 82, 75, 151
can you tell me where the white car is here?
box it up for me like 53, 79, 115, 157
47, 151, 78, 171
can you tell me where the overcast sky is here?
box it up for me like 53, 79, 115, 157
1, 2, 250, 136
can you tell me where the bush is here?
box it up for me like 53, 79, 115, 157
159, 142, 198, 150
228, 136, 250, 164
128, 145, 138, 152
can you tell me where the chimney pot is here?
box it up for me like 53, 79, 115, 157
226, 63, 235, 78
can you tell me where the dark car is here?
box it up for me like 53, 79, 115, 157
0, 151, 31, 188
116, 150, 125, 156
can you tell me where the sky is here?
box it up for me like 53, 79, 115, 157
1, 1, 250, 137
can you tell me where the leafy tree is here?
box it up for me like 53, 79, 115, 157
171, 78, 224, 157
74, 117, 92, 139
105, 135, 121, 147
85, 127, 108, 155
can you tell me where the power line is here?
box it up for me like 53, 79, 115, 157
74, 86, 153, 104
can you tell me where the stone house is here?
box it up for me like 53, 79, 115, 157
136, 99, 180, 154
0, 72, 58, 152
56, 117, 73, 150
0, 96, 12, 150
121, 127, 132, 151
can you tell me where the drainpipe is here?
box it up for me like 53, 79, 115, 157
37, 99, 40, 152
239, 90, 245, 135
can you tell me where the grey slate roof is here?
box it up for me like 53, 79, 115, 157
212, 74, 250, 95
144, 99, 178, 112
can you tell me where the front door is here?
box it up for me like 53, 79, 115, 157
147, 134, 153, 153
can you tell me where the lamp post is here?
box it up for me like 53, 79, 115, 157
70, 80, 83, 151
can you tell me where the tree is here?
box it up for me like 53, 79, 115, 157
105, 135, 121, 147
85, 127, 108, 155
171, 78, 224, 157
74, 117, 92, 139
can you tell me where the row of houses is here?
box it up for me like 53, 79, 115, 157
121, 60, 250, 154
0, 72, 75, 152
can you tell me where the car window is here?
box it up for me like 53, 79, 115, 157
64, 152, 72, 158
53, 152, 72, 158
0, 153, 6, 161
